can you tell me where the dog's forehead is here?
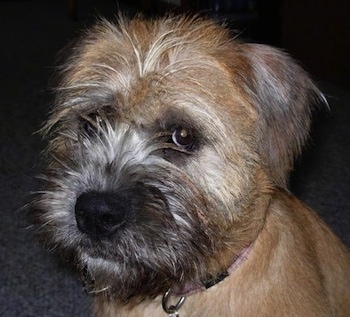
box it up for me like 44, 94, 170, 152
82, 16, 231, 75
57, 16, 256, 131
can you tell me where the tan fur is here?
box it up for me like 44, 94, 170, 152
33, 15, 350, 317
93, 190, 350, 317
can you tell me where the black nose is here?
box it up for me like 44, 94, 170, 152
75, 192, 129, 238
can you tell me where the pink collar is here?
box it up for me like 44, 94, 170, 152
173, 244, 252, 297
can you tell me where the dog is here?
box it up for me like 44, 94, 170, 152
30, 15, 350, 316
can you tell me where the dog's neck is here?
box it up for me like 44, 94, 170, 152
173, 245, 252, 297
161, 245, 252, 315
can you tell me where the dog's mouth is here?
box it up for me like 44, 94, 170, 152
77, 251, 196, 300
69, 186, 219, 300
78, 242, 253, 301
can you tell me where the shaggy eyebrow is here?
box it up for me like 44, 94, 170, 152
152, 109, 202, 138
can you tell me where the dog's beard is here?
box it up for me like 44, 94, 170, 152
75, 182, 216, 300
31, 123, 241, 301
36, 179, 219, 301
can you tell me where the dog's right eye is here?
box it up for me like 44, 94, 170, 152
80, 112, 104, 137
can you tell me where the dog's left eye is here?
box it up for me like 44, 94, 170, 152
171, 127, 194, 150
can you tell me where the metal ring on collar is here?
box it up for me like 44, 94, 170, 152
162, 288, 186, 314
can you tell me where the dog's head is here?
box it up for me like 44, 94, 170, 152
31, 15, 324, 300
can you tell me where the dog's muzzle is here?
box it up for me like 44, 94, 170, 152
75, 192, 130, 238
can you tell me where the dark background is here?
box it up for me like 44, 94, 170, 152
0, 1, 349, 316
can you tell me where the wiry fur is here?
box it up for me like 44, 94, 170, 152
30, 15, 350, 316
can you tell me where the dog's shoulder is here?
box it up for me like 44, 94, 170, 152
263, 189, 350, 313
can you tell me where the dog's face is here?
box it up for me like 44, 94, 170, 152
32, 16, 322, 301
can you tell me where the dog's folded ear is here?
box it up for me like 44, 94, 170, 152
238, 44, 326, 188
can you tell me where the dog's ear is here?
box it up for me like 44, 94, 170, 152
238, 44, 326, 188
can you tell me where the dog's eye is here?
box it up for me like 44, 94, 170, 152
171, 127, 194, 150
80, 112, 104, 137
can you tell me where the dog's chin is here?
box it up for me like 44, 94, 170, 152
79, 252, 188, 301
74, 226, 210, 301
